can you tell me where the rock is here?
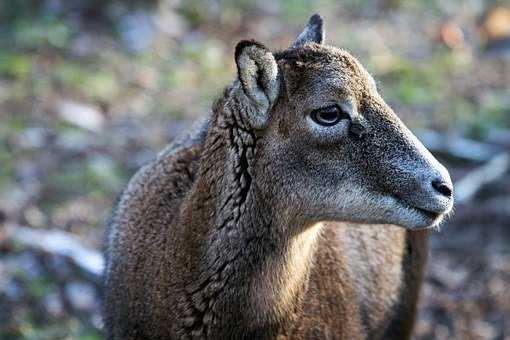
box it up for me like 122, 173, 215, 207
43, 291, 64, 317
65, 281, 97, 312
15, 127, 47, 149
57, 100, 105, 131
23, 206, 47, 228
120, 11, 156, 52
55, 128, 92, 153
155, 6, 187, 38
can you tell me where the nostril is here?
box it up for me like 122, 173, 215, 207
432, 179, 453, 197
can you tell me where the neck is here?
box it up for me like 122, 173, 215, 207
176, 101, 322, 338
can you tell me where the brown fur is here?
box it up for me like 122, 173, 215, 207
104, 15, 451, 340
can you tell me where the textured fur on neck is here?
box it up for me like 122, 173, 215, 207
174, 83, 322, 339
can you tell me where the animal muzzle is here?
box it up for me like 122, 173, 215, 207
396, 166, 453, 217
391, 134, 454, 217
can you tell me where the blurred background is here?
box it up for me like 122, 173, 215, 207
0, 0, 509, 339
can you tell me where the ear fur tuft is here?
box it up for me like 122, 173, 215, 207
234, 40, 280, 128
235, 39, 267, 64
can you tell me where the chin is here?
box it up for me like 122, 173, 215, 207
318, 193, 452, 230
377, 194, 452, 230
397, 206, 450, 230
406, 216, 444, 230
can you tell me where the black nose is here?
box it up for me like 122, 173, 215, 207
432, 179, 453, 197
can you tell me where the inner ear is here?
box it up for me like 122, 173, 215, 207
235, 40, 281, 128
291, 13, 325, 48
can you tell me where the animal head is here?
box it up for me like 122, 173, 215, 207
229, 14, 453, 230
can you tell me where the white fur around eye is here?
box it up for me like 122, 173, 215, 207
305, 115, 350, 143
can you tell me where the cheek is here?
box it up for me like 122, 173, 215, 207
256, 130, 357, 196
290, 145, 352, 190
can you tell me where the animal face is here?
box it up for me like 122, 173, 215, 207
234, 15, 453, 229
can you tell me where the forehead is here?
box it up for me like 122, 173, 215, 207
276, 44, 375, 102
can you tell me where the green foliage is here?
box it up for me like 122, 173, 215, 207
15, 318, 102, 340
0, 142, 13, 189
16, 21, 71, 49
0, 53, 32, 79
54, 62, 119, 101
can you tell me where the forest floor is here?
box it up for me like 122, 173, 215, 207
0, 1, 509, 339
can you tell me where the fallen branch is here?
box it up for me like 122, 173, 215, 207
454, 153, 510, 204
417, 129, 502, 162
484, 128, 510, 147
6, 225, 104, 282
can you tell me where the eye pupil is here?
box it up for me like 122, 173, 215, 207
311, 105, 348, 126
319, 110, 338, 123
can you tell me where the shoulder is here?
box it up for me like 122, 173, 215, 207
126, 114, 210, 201
106, 115, 210, 244
156, 115, 210, 161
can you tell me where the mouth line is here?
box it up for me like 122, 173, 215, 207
395, 198, 442, 220
412, 206, 440, 219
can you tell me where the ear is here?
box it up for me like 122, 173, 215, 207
291, 13, 325, 48
235, 40, 280, 128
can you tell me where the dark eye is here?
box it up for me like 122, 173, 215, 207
310, 105, 350, 127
